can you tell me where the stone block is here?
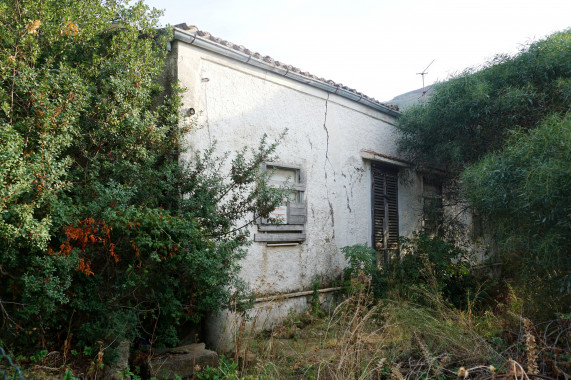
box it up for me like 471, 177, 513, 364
103, 340, 131, 380
149, 343, 218, 379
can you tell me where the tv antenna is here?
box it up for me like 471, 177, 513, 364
417, 59, 435, 104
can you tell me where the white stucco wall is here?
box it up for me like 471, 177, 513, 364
171, 37, 425, 348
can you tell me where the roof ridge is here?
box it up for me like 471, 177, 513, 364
173, 23, 399, 112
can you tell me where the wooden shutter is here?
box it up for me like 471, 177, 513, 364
287, 202, 307, 224
372, 163, 399, 255
255, 163, 306, 244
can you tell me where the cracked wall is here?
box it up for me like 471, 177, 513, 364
173, 40, 425, 348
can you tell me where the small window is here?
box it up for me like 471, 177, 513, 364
254, 163, 306, 245
266, 165, 303, 222
422, 176, 443, 235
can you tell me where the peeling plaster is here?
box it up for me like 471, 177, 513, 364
344, 184, 352, 213
328, 201, 335, 232
172, 41, 428, 349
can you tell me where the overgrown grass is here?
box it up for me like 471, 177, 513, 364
225, 275, 499, 379
216, 278, 568, 379
15, 236, 570, 379
16, 276, 570, 379
200, 237, 570, 379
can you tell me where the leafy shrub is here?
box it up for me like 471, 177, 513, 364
462, 113, 571, 318
196, 355, 242, 380
0, 0, 286, 358
341, 244, 378, 282
396, 29, 571, 322
397, 29, 571, 173
342, 233, 482, 309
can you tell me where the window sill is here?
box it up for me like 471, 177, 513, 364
254, 233, 306, 243
257, 224, 305, 233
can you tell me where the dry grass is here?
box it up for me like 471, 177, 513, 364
232, 274, 505, 379
15, 276, 569, 379
230, 275, 570, 379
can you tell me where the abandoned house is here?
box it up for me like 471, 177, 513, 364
165, 24, 455, 349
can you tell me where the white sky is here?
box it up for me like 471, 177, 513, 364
145, 0, 570, 101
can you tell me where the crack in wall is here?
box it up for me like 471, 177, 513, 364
323, 93, 330, 171
322, 93, 335, 177
322, 93, 335, 235
343, 184, 352, 213
328, 200, 335, 237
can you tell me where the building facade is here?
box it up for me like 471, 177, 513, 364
167, 24, 428, 349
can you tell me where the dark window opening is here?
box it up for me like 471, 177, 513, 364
372, 163, 399, 261
422, 176, 443, 235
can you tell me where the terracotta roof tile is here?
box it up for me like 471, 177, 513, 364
174, 23, 399, 112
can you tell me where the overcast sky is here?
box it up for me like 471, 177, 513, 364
145, 0, 570, 102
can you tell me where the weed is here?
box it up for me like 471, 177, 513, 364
310, 276, 324, 318
29, 350, 48, 364
196, 355, 242, 379
63, 369, 80, 380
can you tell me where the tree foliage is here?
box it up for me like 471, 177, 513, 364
0, 0, 284, 354
397, 30, 570, 173
396, 30, 571, 317
462, 113, 570, 311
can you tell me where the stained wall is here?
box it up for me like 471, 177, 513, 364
171, 37, 425, 349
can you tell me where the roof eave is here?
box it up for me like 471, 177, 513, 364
173, 27, 400, 118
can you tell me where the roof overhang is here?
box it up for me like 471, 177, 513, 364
173, 27, 400, 118
360, 150, 411, 168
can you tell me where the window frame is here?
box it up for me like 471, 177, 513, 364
422, 175, 444, 235
254, 162, 307, 245
371, 162, 399, 261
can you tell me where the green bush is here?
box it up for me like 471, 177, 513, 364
341, 244, 378, 281
462, 113, 571, 317
343, 233, 482, 309
397, 233, 482, 309
396, 29, 571, 321
0, 0, 285, 357
397, 29, 570, 173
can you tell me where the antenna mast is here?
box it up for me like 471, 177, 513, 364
417, 59, 435, 104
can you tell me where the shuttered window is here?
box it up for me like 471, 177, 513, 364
254, 163, 306, 244
372, 163, 399, 255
